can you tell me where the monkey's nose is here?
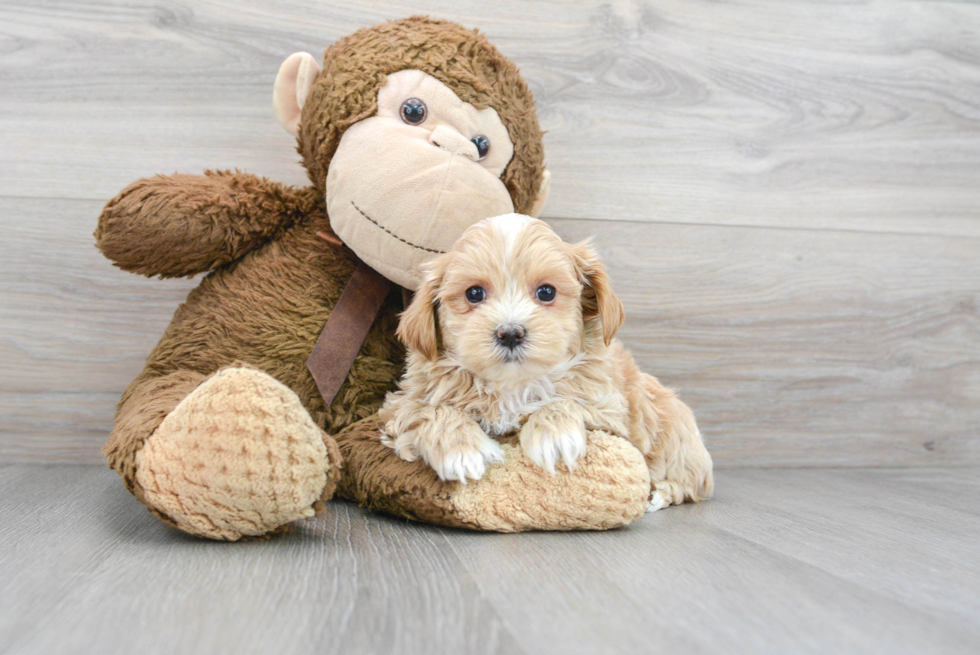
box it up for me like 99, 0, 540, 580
429, 125, 480, 160
495, 324, 526, 350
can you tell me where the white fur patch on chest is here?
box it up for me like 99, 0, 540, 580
477, 377, 558, 436
470, 354, 587, 436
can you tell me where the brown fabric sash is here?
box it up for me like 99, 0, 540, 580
307, 260, 392, 409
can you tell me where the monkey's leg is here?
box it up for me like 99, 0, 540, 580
105, 366, 341, 540
336, 417, 651, 532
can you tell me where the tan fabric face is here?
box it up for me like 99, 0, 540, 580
376, 70, 514, 176
327, 70, 515, 290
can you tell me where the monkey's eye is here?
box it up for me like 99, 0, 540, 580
471, 135, 490, 160
535, 285, 556, 303
465, 286, 487, 304
400, 98, 427, 125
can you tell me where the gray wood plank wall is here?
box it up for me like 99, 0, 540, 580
1, 0, 978, 466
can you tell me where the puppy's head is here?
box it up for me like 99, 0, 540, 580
397, 214, 624, 383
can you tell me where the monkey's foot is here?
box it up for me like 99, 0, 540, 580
338, 416, 651, 532
135, 367, 340, 540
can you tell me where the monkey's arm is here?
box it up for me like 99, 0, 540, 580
95, 170, 321, 277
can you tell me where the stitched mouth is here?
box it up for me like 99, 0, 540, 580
350, 201, 446, 255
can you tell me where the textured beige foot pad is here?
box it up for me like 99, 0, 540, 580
136, 367, 341, 540
336, 415, 650, 531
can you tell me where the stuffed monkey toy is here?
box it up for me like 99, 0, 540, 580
96, 17, 651, 540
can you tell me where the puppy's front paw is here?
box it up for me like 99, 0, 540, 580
385, 420, 504, 484
425, 422, 505, 483
520, 410, 588, 474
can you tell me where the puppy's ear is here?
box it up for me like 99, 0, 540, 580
571, 240, 625, 345
396, 257, 445, 361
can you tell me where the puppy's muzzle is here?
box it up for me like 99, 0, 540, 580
495, 323, 526, 351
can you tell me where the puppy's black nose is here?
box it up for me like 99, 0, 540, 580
495, 324, 526, 350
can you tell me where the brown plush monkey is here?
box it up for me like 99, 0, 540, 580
96, 17, 650, 540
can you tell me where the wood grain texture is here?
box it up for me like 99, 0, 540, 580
1, 0, 979, 235
2, 197, 978, 465
1, 464, 978, 654
552, 218, 980, 468
0, 196, 197, 462
1, 1, 979, 465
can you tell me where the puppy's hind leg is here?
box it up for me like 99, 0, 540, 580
635, 375, 714, 510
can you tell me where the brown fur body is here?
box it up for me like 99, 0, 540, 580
98, 171, 404, 501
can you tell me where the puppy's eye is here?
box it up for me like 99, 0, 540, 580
465, 286, 486, 304
471, 135, 490, 160
400, 98, 427, 125
535, 285, 556, 303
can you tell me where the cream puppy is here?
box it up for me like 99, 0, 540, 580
380, 214, 713, 509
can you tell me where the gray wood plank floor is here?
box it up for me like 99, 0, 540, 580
1, 464, 978, 655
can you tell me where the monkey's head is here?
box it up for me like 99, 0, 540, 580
273, 16, 550, 289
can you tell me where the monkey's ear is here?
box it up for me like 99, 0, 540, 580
571, 240, 625, 345
396, 259, 445, 361
528, 169, 552, 219
273, 52, 321, 136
